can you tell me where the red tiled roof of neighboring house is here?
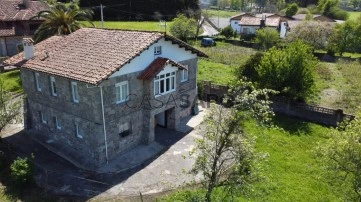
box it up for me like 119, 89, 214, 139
265, 17, 280, 27
230, 13, 253, 20
0, 0, 49, 21
4, 28, 206, 85
240, 16, 261, 26
0, 27, 15, 36
138, 57, 188, 80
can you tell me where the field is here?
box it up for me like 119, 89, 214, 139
348, 11, 361, 20
88, 21, 173, 32
202, 9, 239, 18
0, 70, 22, 94
162, 116, 352, 201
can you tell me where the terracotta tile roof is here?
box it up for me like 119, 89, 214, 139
0, 0, 49, 21
265, 17, 280, 27
4, 28, 206, 85
240, 16, 261, 26
0, 27, 15, 36
138, 57, 187, 80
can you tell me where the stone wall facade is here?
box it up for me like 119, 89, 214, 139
21, 57, 198, 170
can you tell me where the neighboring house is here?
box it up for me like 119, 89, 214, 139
0, 0, 48, 57
230, 13, 280, 35
5, 28, 207, 170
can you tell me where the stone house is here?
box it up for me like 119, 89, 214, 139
5, 28, 207, 170
0, 0, 48, 57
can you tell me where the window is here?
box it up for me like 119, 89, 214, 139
243, 27, 249, 34
181, 67, 189, 82
35, 72, 41, 92
154, 46, 162, 55
54, 116, 61, 130
115, 81, 129, 104
39, 111, 46, 124
50, 76, 57, 96
119, 122, 131, 137
71, 81, 79, 103
75, 122, 82, 139
154, 71, 176, 96
234, 21, 238, 24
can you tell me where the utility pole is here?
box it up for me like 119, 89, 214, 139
100, 4, 104, 28
218, 0, 220, 28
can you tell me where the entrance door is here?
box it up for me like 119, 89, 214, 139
155, 111, 167, 128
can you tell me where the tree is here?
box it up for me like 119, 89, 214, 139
254, 27, 280, 50
169, 14, 197, 41
220, 26, 235, 39
328, 20, 359, 56
255, 41, 318, 100
192, 80, 275, 202
350, 0, 360, 9
31, 2, 94, 42
285, 3, 299, 17
237, 52, 264, 80
317, 112, 361, 201
0, 79, 20, 137
286, 21, 334, 50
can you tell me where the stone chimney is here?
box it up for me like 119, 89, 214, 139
23, 0, 30, 9
23, 38, 35, 60
260, 15, 266, 28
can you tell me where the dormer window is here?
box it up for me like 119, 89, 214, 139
154, 46, 162, 55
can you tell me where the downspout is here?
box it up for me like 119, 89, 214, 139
100, 86, 109, 164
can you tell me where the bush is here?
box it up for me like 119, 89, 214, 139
169, 14, 196, 41
10, 156, 34, 187
240, 33, 256, 41
220, 25, 235, 39
286, 3, 299, 17
237, 52, 264, 80
328, 7, 349, 20
254, 28, 280, 50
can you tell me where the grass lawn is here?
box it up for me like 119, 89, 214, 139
88, 21, 173, 32
161, 116, 351, 201
198, 59, 236, 85
202, 9, 240, 18
0, 70, 22, 94
348, 11, 361, 20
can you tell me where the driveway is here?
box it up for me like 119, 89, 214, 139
1, 107, 208, 200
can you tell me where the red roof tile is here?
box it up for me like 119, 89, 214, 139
5, 28, 206, 85
138, 57, 187, 80
0, 0, 49, 21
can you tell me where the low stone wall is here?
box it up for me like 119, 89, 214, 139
199, 81, 355, 126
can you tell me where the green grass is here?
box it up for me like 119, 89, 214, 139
347, 11, 361, 20
88, 21, 173, 32
0, 70, 22, 94
198, 59, 236, 85
161, 116, 351, 201
202, 9, 240, 18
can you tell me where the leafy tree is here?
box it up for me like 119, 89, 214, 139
237, 52, 264, 80
256, 41, 318, 100
285, 3, 299, 17
0, 79, 20, 137
328, 20, 360, 56
254, 28, 280, 50
170, 14, 197, 41
10, 156, 35, 187
31, 2, 94, 42
350, 0, 360, 8
220, 26, 235, 39
192, 80, 275, 202
286, 21, 334, 50
317, 112, 361, 201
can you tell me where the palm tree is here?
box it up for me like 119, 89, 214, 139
31, 2, 95, 42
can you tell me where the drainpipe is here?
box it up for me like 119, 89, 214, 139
100, 86, 109, 164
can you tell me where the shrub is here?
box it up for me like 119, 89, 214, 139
328, 7, 349, 20
254, 28, 280, 50
169, 14, 196, 41
10, 156, 35, 187
237, 52, 264, 80
220, 25, 234, 39
286, 3, 298, 17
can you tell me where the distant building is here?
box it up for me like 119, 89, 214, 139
0, 0, 48, 57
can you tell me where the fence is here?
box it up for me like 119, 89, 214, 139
200, 81, 355, 126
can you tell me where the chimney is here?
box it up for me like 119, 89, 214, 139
23, 38, 35, 60
23, 0, 30, 9
260, 15, 266, 28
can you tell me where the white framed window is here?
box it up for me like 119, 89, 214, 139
71, 81, 79, 103
234, 21, 238, 24
39, 111, 46, 124
119, 122, 131, 137
115, 81, 129, 104
181, 67, 189, 82
50, 76, 57, 96
154, 46, 162, 55
35, 72, 41, 92
154, 71, 176, 96
54, 116, 61, 130
75, 122, 83, 139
